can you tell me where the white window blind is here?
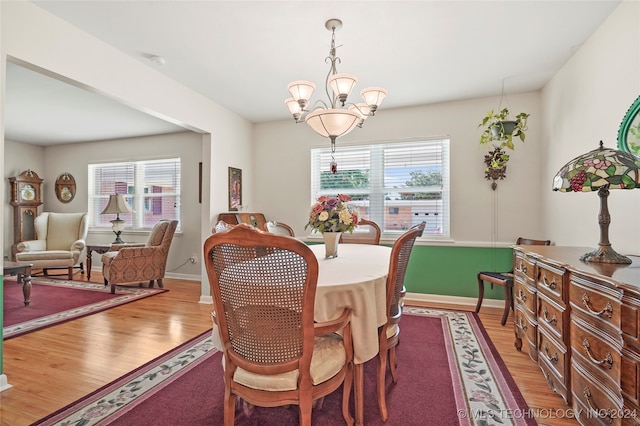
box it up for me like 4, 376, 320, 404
311, 139, 449, 238
88, 158, 181, 230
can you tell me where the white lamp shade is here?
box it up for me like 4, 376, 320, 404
328, 73, 358, 97
284, 97, 302, 115
101, 194, 133, 215
305, 109, 360, 138
287, 80, 316, 102
361, 87, 388, 107
348, 103, 371, 119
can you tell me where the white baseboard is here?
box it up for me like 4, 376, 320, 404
0, 374, 13, 392
199, 295, 213, 304
405, 292, 505, 310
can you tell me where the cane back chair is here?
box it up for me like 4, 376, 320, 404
203, 223, 354, 426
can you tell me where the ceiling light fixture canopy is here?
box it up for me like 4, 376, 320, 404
285, 19, 387, 172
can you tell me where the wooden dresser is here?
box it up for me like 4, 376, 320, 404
513, 245, 640, 425
217, 212, 267, 230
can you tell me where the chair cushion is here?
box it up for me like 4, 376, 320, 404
16, 250, 73, 261
232, 334, 346, 391
478, 272, 513, 282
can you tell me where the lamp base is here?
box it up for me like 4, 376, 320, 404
580, 245, 632, 264
112, 231, 124, 245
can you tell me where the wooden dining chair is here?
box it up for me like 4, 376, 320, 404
340, 218, 381, 245
376, 225, 422, 422
265, 220, 295, 237
203, 223, 354, 426
399, 221, 425, 306
475, 236, 551, 325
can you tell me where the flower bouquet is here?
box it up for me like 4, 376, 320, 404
305, 194, 359, 234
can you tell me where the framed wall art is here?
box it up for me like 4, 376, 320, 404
228, 167, 242, 211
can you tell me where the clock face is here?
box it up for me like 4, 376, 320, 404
60, 186, 73, 201
21, 184, 36, 201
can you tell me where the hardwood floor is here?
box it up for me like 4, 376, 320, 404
1, 274, 574, 425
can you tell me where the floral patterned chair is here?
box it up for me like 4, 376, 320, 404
101, 219, 178, 294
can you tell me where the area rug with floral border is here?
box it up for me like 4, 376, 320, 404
33, 306, 536, 426
3, 277, 167, 340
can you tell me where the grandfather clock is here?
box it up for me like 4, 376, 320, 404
9, 170, 43, 260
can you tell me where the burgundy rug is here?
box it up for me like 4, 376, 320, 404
3, 277, 167, 339
34, 308, 535, 426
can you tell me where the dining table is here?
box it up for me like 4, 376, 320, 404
210, 242, 391, 425
310, 243, 391, 426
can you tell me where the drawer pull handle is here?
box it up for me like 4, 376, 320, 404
582, 294, 613, 318
583, 386, 614, 423
517, 289, 527, 303
542, 274, 557, 290
543, 307, 558, 326
518, 317, 528, 332
543, 343, 559, 364
517, 261, 527, 274
582, 338, 614, 369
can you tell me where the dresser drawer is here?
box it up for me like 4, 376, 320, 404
572, 359, 623, 426
537, 261, 566, 303
571, 315, 621, 386
570, 274, 622, 335
515, 305, 537, 362
538, 291, 566, 341
538, 326, 569, 383
514, 280, 536, 317
514, 251, 537, 281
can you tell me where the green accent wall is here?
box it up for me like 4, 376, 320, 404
311, 241, 514, 301
404, 245, 513, 300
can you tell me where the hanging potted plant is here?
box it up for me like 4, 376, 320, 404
478, 107, 529, 189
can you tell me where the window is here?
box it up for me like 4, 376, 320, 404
88, 158, 181, 230
311, 139, 449, 238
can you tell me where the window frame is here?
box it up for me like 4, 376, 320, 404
88, 158, 181, 231
310, 138, 450, 241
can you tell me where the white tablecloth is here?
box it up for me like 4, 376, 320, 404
311, 243, 391, 364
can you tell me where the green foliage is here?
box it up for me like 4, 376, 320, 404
400, 170, 443, 200
478, 107, 529, 150
405, 170, 442, 187
320, 169, 369, 189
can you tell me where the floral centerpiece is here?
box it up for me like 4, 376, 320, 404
305, 194, 359, 234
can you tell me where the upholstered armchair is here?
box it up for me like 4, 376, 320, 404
15, 212, 88, 280
102, 219, 178, 294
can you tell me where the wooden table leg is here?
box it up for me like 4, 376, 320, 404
19, 265, 32, 306
354, 363, 364, 426
86, 249, 93, 280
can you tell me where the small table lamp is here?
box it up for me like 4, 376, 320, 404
552, 141, 640, 264
101, 194, 133, 244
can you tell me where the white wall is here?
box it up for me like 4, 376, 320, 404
3, 133, 203, 277
1, 1, 255, 297
542, 0, 640, 256
253, 93, 544, 246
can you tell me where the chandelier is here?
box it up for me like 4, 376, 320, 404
285, 19, 388, 173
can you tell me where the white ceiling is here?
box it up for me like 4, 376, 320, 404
5, 0, 621, 145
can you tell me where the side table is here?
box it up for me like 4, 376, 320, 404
86, 244, 112, 280
4, 261, 33, 305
